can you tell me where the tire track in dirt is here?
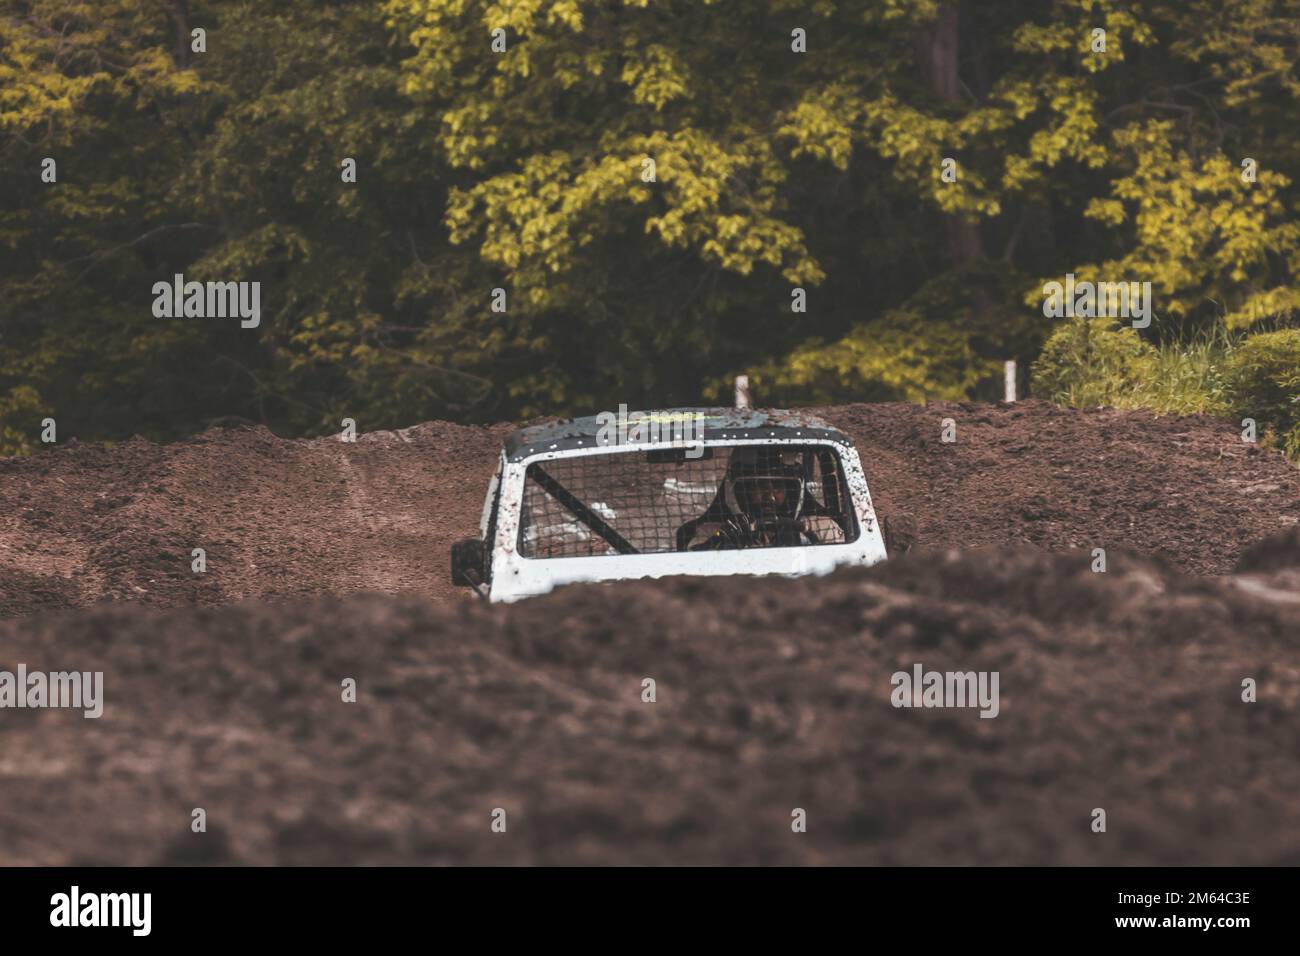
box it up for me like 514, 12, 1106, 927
0, 420, 514, 616
321, 421, 513, 600
334, 438, 437, 594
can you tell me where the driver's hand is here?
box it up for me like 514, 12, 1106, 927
689, 521, 748, 551
686, 523, 723, 551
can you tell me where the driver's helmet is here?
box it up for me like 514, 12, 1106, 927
723, 446, 806, 522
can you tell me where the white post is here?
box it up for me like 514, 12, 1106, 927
1004, 360, 1017, 403
734, 375, 752, 410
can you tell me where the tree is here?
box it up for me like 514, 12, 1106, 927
2, 0, 1296, 452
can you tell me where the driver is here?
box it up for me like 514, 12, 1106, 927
681, 447, 818, 550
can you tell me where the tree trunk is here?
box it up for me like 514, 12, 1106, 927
914, 2, 984, 269
169, 0, 191, 68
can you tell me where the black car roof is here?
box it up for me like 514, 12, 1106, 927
502, 408, 851, 462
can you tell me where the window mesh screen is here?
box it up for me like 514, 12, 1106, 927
519, 444, 857, 558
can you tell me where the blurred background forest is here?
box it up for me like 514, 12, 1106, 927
2, 0, 1298, 455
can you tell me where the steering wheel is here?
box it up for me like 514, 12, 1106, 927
750, 516, 805, 546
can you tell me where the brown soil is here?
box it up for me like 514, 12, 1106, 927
0, 419, 512, 618
4, 401, 1299, 618
1, 546, 1297, 865
1, 401, 1298, 865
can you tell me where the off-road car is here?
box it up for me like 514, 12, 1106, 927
451, 408, 890, 602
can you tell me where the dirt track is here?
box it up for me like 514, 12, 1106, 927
4, 401, 1299, 617
0, 418, 512, 617
1, 401, 1299, 865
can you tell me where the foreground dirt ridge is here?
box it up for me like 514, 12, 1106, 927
1, 545, 1297, 865
3, 400, 1300, 618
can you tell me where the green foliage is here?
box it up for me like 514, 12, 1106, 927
1059, 122, 1300, 330
1145, 334, 1236, 418
1223, 330, 1300, 458
1032, 316, 1245, 416
1, 0, 1298, 452
1032, 318, 1300, 463
1032, 317, 1160, 409
751, 307, 999, 405
0, 384, 44, 455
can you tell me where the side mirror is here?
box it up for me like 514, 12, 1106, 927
451, 538, 485, 588
880, 513, 916, 557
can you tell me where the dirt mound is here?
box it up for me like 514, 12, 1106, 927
0, 419, 512, 618
821, 401, 1300, 576
3, 400, 1299, 619
1237, 526, 1300, 573
1, 546, 1295, 866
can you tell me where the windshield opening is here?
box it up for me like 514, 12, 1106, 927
518, 444, 858, 558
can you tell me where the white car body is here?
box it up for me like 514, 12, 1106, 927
462, 409, 888, 603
